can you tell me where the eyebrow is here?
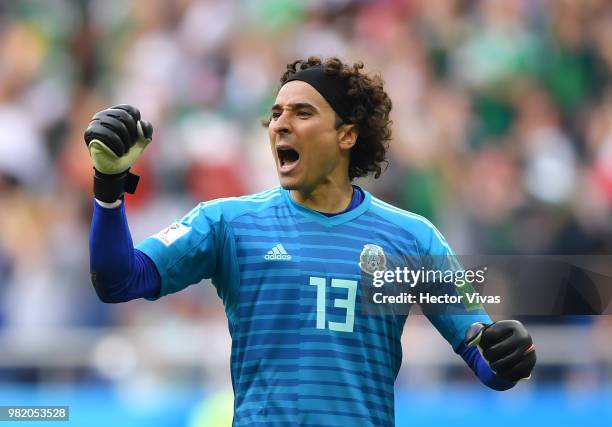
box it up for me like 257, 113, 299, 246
271, 102, 318, 112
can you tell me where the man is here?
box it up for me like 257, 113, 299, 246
86, 57, 536, 426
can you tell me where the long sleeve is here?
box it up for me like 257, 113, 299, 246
456, 342, 517, 391
89, 200, 161, 302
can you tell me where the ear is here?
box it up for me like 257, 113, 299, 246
338, 124, 358, 151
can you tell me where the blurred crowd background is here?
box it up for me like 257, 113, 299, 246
0, 0, 611, 426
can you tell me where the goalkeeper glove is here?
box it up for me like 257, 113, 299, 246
84, 104, 153, 203
464, 320, 536, 382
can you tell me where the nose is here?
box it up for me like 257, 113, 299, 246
270, 112, 291, 135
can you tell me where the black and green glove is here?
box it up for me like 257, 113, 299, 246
84, 104, 153, 203
465, 320, 536, 382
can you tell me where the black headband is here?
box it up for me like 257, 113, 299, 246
284, 65, 352, 123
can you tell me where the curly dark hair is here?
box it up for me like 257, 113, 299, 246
266, 56, 393, 180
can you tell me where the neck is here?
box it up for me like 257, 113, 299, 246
290, 179, 354, 213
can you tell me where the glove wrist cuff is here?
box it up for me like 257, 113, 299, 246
93, 169, 140, 203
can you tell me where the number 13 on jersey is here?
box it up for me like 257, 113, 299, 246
308, 276, 358, 333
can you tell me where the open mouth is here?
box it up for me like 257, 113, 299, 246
276, 146, 300, 173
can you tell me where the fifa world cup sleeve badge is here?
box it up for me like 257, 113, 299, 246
359, 244, 387, 275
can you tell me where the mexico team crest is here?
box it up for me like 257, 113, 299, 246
359, 244, 386, 275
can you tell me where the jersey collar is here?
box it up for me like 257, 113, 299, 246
281, 186, 372, 227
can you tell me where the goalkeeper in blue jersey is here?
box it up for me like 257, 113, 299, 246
86, 56, 536, 426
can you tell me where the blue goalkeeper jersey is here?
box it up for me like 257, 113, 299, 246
137, 187, 490, 426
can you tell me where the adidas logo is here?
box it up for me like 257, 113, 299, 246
264, 243, 292, 261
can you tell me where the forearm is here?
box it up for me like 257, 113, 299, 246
90, 199, 161, 302
456, 342, 516, 391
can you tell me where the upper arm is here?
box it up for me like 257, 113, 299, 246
420, 224, 492, 350
136, 203, 229, 298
